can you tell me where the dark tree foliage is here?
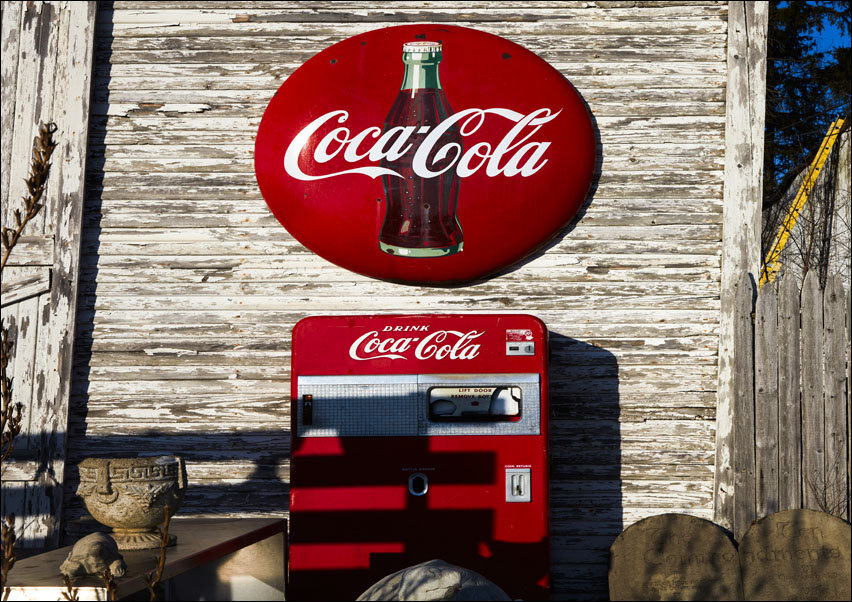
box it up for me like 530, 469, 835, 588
764, 1, 851, 208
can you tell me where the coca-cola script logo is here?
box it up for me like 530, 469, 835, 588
255, 25, 595, 283
284, 108, 559, 182
349, 329, 484, 361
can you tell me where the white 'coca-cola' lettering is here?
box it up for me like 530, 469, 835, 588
349, 329, 483, 361
283, 108, 560, 181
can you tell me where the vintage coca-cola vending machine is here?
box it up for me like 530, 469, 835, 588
288, 314, 549, 600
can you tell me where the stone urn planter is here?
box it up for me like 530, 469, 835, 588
77, 456, 187, 550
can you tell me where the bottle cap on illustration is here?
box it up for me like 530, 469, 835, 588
402, 41, 442, 53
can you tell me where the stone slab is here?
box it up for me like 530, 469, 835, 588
740, 509, 851, 601
609, 513, 742, 601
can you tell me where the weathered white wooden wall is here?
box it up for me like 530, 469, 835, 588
1, 0, 96, 548
65, 1, 728, 597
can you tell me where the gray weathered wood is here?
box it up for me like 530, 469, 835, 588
0, 269, 51, 307
847, 283, 851, 522
30, 0, 98, 547
2, 235, 54, 266
777, 272, 802, 510
800, 270, 824, 510
754, 279, 778, 517
732, 272, 756, 539
715, 0, 767, 531
0, 0, 23, 219
822, 274, 848, 519
0, 0, 97, 548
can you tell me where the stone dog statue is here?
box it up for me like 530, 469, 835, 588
357, 559, 511, 601
60, 532, 127, 578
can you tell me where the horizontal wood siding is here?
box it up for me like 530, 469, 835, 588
68, 2, 727, 597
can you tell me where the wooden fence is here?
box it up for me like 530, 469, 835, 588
728, 269, 850, 538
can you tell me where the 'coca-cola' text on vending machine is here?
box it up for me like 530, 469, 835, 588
288, 314, 549, 600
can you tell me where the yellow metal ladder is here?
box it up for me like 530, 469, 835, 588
759, 117, 846, 287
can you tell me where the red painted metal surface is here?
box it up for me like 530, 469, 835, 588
255, 24, 595, 284
289, 314, 549, 600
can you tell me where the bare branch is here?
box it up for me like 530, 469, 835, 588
0, 122, 57, 275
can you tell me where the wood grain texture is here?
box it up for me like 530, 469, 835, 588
714, 0, 766, 531
0, 0, 97, 548
731, 271, 756, 539
754, 279, 778, 517
50, 1, 732, 597
800, 270, 824, 510
0, 268, 51, 307
777, 273, 802, 510
0, 0, 23, 219
822, 274, 847, 519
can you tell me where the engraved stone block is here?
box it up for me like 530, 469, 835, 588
608, 513, 742, 600
740, 509, 851, 601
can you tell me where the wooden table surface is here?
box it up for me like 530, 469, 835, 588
6, 518, 285, 599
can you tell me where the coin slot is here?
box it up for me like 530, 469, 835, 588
302, 395, 313, 426
408, 472, 428, 496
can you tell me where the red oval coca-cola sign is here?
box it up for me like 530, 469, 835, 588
255, 25, 595, 284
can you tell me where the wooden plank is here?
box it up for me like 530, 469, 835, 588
95, 19, 727, 40
800, 270, 824, 510
7, 0, 62, 235
754, 279, 779, 516
848, 283, 851, 522
714, 0, 767, 531
0, 459, 39, 482
1, 0, 23, 219
0, 269, 51, 307
777, 272, 802, 510
822, 274, 847, 519
21, 0, 98, 548
109, 1, 726, 9
731, 271, 756, 539
101, 5, 728, 24
1, 235, 54, 266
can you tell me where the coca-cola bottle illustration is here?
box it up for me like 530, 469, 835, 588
379, 41, 463, 257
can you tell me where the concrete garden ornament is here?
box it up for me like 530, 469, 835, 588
59, 532, 127, 578
77, 456, 187, 550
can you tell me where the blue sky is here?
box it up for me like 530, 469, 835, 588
811, 18, 850, 54
803, 0, 851, 54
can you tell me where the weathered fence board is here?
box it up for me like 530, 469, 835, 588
777, 273, 802, 510
801, 270, 825, 509
754, 279, 778, 516
732, 272, 757, 539
823, 274, 848, 517
731, 270, 850, 527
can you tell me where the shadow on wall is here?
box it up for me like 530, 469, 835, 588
549, 332, 621, 600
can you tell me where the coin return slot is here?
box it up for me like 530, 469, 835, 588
408, 472, 428, 496
505, 468, 531, 502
